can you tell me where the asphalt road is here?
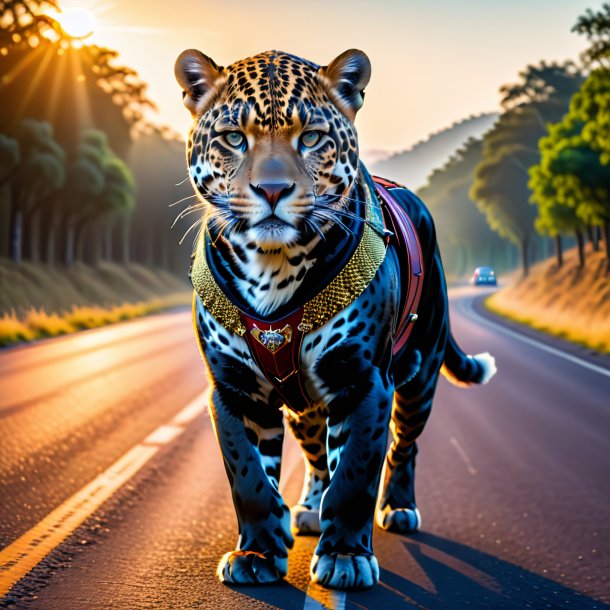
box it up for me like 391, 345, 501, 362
0, 287, 609, 609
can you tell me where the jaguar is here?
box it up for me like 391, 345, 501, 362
174, 47, 496, 590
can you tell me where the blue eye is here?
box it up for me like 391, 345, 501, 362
300, 131, 321, 148
225, 132, 245, 148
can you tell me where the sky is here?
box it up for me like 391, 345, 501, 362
58, 0, 593, 156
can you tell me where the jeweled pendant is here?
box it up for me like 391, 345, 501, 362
250, 324, 293, 353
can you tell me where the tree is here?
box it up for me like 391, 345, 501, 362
571, 69, 610, 165
97, 154, 135, 264
471, 62, 584, 276
0, 0, 155, 157
530, 134, 588, 268
572, 3, 610, 68
5, 119, 64, 262
500, 61, 584, 128
54, 130, 136, 266
418, 138, 512, 275
531, 94, 610, 270
0, 133, 20, 257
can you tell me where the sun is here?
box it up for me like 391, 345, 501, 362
56, 7, 96, 39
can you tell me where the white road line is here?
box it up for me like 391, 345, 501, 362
450, 436, 477, 476
0, 393, 208, 597
172, 392, 208, 425
463, 298, 610, 379
303, 583, 346, 610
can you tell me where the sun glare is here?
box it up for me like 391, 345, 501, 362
56, 8, 96, 39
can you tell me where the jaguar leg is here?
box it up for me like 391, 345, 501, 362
284, 407, 329, 535
210, 386, 293, 585
376, 368, 440, 534
310, 369, 394, 590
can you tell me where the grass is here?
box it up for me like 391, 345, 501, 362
485, 244, 610, 354
0, 294, 191, 347
0, 259, 192, 347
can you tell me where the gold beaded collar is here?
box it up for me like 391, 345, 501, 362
190, 184, 387, 336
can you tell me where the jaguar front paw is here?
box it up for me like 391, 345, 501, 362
217, 551, 287, 585
310, 552, 379, 590
291, 504, 321, 535
375, 505, 421, 533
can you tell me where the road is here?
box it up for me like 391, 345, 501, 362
0, 287, 609, 609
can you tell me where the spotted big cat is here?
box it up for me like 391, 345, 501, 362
174, 48, 496, 590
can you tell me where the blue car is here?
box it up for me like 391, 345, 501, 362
471, 266, 497, 286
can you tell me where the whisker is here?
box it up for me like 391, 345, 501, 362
312, 209, 359, 238
171, 204, 206, 228
179, 217, 205, 245
303, 216, 326, 241
169, 193, 198, 207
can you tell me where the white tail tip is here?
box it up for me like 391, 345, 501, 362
472, 352, 497, 384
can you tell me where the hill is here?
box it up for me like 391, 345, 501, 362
486, 245, 610, 353
369, 113, 499, 189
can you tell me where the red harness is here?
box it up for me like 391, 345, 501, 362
239, 177, 424, 411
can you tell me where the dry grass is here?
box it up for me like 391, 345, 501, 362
0, 258, 192, 347
486, 244, 610, 354
0, 293, 191, 347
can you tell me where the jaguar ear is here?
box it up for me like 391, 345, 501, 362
319, 49, 371, 121
174, 49, 224, 116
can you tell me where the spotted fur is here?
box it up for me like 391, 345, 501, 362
176, 48, 496, 590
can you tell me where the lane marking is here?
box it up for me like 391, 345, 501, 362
450, 436, 477, 476
144, 425, 183, 445
304, 583, 346, 610
0, 393, 207, 597
462, 298, 610, 379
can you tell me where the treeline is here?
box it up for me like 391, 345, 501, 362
1, 121, 134, 265
420, 4, 610, 276
530, 6, 610, 269
0, 1, 192, 276
418, 138, 516, 276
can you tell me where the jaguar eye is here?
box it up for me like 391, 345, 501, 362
225, 132, 245, 148
300, 131, 321, 148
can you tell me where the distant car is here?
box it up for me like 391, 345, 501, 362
471, 266, 497, 286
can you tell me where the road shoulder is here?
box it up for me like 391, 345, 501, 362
471, 293, 610, 374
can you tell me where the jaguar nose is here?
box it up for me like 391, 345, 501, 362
250, 182, 296, 209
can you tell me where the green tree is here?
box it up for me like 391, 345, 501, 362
471, 63, 584, 276
98, 154, 136, 264
5, 119, 65, 263
55, 130, 136, 266
529, 126, 588, 268
531, 103, 610, 270
571, 69, 610, 165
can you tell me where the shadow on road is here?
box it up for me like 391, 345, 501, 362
229, 531, 608, 609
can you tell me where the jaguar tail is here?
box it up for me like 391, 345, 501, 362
440, 333, 497, 387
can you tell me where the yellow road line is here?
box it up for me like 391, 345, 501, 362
0, 393, 207, 597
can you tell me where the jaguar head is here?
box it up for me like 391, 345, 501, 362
174, 49, 371, 251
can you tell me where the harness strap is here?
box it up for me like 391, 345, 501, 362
373, 179, 424, 355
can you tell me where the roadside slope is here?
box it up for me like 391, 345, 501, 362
0, 260, 190, 346
486, 244, 610, 353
